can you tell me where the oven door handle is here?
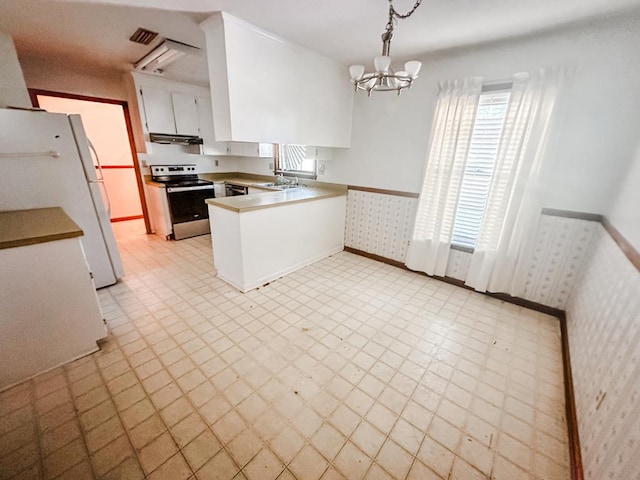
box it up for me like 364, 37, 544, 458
167, 185, 215, 193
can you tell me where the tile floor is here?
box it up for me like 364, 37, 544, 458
0, 223, 570, 480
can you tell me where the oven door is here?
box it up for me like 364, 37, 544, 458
166, 186, 214, 239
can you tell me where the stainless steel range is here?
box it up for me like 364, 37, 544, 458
150, 164, 214, 240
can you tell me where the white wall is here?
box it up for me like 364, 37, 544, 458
0, 31, 30, 108
20, 55, 128, 100
608, 142, 640, 250
327, 11, 640, 217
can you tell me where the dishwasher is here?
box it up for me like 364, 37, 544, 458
225, 183, 248, 196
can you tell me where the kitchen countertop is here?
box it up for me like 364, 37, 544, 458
0, 207, 83, 250
219, 178, 278, 190
144, 179, 166, 188
206, 187, 345, 212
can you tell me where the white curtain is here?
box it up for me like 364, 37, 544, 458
406, 77, 483, 276
465, 68, 566, 294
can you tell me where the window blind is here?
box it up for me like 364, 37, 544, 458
451, 90, 510, 249
276, 144, 316, 175
278, 144, 307, 171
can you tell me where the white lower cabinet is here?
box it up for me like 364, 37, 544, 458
0, 238, 106, 390
208, 194, 346, 292
145, 183, 172, 239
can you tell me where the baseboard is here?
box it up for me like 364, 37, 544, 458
343, 247, 563, 316
110, 215, 144, 223
343, 246, 583, 479
559, 312, 584, 480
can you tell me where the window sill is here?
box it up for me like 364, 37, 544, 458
450, 244, 474, 254
274, 171, 317, 180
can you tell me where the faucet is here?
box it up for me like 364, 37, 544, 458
277, 173, 297, 185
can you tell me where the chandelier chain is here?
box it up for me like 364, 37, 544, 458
389, 0, 423, 20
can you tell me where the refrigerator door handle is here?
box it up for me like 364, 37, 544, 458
88, 140, 104, 181
87, 140, 112, 218
89, 179, 112, 219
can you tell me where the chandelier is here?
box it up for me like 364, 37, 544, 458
349, 0, 423, 96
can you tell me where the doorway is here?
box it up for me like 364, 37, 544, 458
29, 89, 151, 234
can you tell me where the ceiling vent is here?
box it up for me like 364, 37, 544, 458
134, 39, 200, 75
129, 28, 158, 45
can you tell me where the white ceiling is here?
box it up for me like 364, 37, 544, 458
1, 0, 638, 86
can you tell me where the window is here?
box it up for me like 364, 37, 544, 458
451, 88, 510, 250
274, 144, 317, 179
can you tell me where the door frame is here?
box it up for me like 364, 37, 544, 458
29, 88, 151, 234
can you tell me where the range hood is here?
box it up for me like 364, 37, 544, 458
149, 133, 203, 145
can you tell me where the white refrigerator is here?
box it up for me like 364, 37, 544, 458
0, 108, 124, 288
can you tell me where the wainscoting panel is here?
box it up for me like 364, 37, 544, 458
345, 190, 417, 263
345, 190, 599, 310
444, 248, 472, 281
521, 215, 598, 309
566, 225, 640, 480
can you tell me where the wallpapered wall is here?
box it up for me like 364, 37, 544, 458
345, 190, 416, 263
344, 190, 597, 309
565, 226, 640, 480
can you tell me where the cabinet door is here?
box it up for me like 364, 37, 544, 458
227, 142, 267, 157
197, 96, 228, 155
140, 87, 176, 134
171, 92, 200, 136
226, 142, 249, 156
258, 143, 274, 158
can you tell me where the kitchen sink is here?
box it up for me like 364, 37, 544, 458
251, 182, 276, 187
273, 184, 301, 190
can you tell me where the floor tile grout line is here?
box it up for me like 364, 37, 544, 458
98, 323, 206, 479
60, 365, 99, 480
103, 285, 264, 479
80, 352, 143, 479
33, 380, 46, 480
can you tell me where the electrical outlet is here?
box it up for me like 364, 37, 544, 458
318, 163, 326, 174
141, 160, 148, 168
215, 159, 219, 167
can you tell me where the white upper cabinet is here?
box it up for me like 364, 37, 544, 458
132, 73, 276, 157
171, 92, 200, 136
139, 84, 200, 136
201, 12, 353, 148
258, 143, 274, 158
140, 86, 175, 134
197, 95, 228, 155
